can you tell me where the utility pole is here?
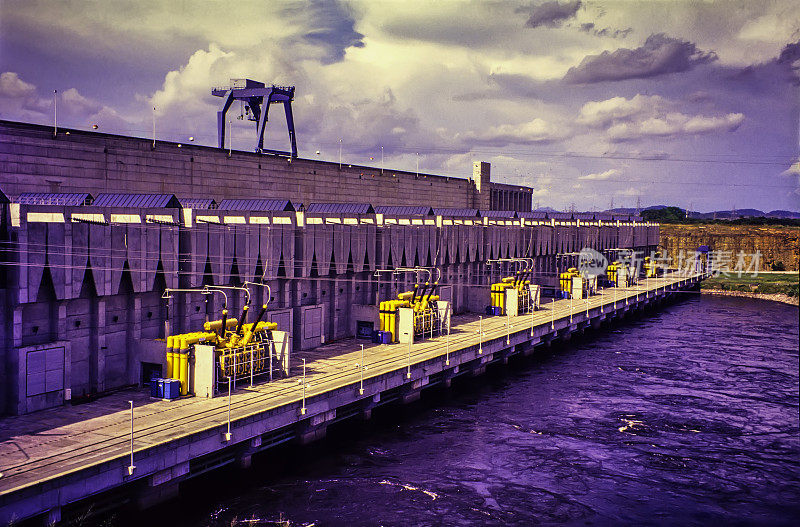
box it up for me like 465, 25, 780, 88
53, 90, 58, 137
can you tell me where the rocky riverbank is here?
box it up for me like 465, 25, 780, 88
701, 288, 799, 306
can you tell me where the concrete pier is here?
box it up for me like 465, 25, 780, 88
0, 272, 703, 524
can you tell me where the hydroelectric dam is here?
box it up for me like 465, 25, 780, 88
0, 118, 707, 524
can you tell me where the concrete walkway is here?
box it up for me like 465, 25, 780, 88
0, 273, 696, 502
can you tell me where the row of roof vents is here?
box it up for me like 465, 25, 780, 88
8, 192, 643, 221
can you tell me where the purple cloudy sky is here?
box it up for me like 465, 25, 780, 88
1, 0, 798, 212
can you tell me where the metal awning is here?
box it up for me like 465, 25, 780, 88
16, 193, 93, 206
432, 208, 479, 217
517, 211, 548, 219
480, 210, 517, 218
92, 193, 181, 208
374, 205, 434, 217
305, 202, 375, 215
217, 199, 295, 211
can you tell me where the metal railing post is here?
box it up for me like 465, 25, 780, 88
225, 378, 232, 441
127, 401, 135, 475
359, 344, 365, 395
300, 358, 307, 415
478, 315, 483, 355
406, 336, 412, 378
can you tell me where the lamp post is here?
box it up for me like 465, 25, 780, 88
127, 401, 135, 475
152, 107, 156, 149
416, 152, 419, 177
570, 293, 573, 324
338, 139, 342, 168
478, 315, 483, 355
359, 344, 364, 395
551, 297, 555, 330
445, 321, 451, 366
406, 336, 412, 379
300, 358, 307, 415
225, 377, 232, 441
381, 145, 384, 175
53, 90, 57, 137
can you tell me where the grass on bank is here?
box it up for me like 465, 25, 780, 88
701, 272, 799, 298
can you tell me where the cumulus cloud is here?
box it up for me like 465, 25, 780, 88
459, 118, 568, 146
0, 71, 131, 131
563, 33, 717, 83
579, 168, 621, 180
0, 72, 50, 118
607, 112, 743, 142
574, 94, 745, 142
283, 0, 365, 64
518, 1, 582, 29
0, 72, 36, 98
577, 94, 664, 128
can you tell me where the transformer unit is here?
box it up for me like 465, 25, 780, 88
378, 281, 450, 345
164, 304, 290, 398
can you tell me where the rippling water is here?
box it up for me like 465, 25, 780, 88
153, 295, 799, 526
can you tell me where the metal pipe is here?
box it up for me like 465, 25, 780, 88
417, 281, 430, 305
235, 305, 249, 336
219, 309, 228, 338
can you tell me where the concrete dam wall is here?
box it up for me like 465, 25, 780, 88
0, 120, 532, 212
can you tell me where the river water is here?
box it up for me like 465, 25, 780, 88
155, 295, 799, 526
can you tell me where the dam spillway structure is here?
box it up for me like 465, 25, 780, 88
0, 109, 705, 525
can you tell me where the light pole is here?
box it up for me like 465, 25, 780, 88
152, 107, 156, 149
301, 358, 307, 415
415, 152, 419, 177
530, 298, 535, 337
53, 90, 57, 137
381, 145, 384, 175
127, 401, 135, 475
359, 344, 364, 395
551, 297, 555, 330
406, 336, 412, 379
478, 315, 483, 355
225, 377, 232, 441
228, 119, 232, 157
506, 312, 512, 345
445, 321, 451, 366
338, 139, 342, 169
570, 292, 573, 324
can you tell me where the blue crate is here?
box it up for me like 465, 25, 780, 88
162, 379, 181, 400
378, 330, 391, 345
149, 378, 162, 398
372, 330, 382, 344
485, 306, 494, 316
492, 306, 502, 316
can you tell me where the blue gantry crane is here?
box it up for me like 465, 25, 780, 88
212, 79, 297, 157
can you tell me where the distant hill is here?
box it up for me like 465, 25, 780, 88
767, 210, 800, 219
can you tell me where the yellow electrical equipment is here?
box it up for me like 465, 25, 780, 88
644, 256, 657, 278
164, 303, 279, 397
607, 262, 618, 285
380, 282, 440, 342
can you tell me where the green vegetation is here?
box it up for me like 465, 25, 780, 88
641, 207, 800, 226
702, 272, 799, 298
